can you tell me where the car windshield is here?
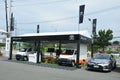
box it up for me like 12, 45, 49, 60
62, 49, 74, 55
19, 48, 27, 52
94, 54, 110, 59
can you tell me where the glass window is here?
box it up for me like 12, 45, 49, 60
27, 48, 32, 52
19, 48, 27, 52
62, 49, 74, 55
94, 54, 110, 59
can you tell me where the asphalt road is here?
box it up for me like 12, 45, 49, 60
0, 58, 120, 80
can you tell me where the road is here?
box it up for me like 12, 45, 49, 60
0, 58, 120, 80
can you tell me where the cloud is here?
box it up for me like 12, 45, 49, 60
1, 0, 120, 41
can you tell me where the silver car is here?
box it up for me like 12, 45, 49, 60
87, 53, 116, 72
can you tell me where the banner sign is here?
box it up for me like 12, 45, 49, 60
37, 25, 39, 33
10, 13, 14, 31
92, 19, 97, 34
79, 5, 85, 24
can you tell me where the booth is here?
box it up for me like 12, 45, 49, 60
8, 30, 91, 66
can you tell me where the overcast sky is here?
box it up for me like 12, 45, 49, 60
0, 0, 120, 41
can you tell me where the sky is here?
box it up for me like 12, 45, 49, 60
0, 0, 120, 41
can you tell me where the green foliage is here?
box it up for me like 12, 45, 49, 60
113, 41, 119, 45
87, 44, 100, 53
106, 50, 113, 54
106, 50, 119, 54
22, 42, 32, 47
0, 43, 5, 47
93, 29, 113, 51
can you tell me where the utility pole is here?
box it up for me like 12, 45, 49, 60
7, 0, 13, 60
5, 0, 9, 37
88, 18, 94, 58
76, 5, 85, 68
88, 18, 97, 58
8, 0, 12, 37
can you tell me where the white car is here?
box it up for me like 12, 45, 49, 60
112, 52, 120, 56
16, 47, 35, 61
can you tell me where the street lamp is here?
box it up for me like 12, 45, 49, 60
88, 18, 97, 58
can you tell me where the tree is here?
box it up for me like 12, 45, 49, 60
94, 29, 113, 51
0, 43, 5, 47
113, 41, 119, 45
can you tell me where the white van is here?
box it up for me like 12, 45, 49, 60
16, 47, 35, 61
57, 48, 88, 66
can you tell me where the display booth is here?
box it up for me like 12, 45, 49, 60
8, 31, 91, 66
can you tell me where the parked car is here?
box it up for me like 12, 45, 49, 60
57, 49, 77, 66
87, 53, 116, 72
57, 49, 88, 67
112, 52, 120, 56
16, 47, 35, 61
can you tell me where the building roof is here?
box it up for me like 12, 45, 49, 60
12, 30, 91, 44
17, 30, 91, 38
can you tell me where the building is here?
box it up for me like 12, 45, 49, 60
107, 44, 120, 51
7, 30, 91, 67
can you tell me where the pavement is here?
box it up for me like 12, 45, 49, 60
0, 57, 120, 80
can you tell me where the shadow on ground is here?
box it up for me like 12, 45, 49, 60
2, 58, 78, 71
113, 66, 120, 73
85, 66, 120, 73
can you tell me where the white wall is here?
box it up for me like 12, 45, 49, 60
80, 43, 87, 59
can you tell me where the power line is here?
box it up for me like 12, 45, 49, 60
87, 5, 120, 15
13, 0, 73, 7
18, 16, 77, 24
17, 5, 120, 25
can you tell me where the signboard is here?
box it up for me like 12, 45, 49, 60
28, 53, 41, 63
5, 38, 11, 51
5, 38, 11, 57
69, 35, 74, 40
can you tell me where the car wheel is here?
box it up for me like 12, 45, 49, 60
23, 56, 28, 61
16, 55, 21, 61
86, 67, 90, 70
71, 61, 75, 67
16, 57, 20, 61
108, 64, 112, 72
113, 62, 116, 69
58, 63, 62, 65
